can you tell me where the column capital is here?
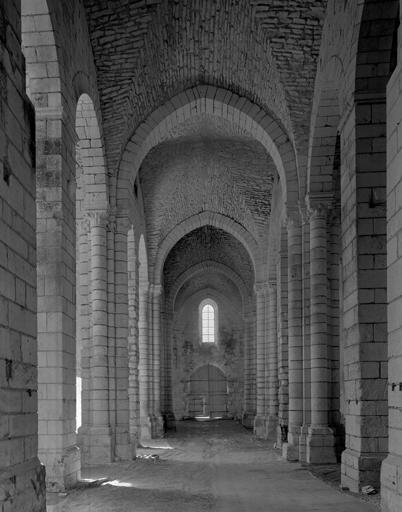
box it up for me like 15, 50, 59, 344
86, 210, 109, 227
285, 205, 302, 228
78, 215, 91, 234
305, 193, 333, 219
151, 283, 163, 297
254, 281, 268, 295
115, 215, 131, 233
268, 278, 277, 290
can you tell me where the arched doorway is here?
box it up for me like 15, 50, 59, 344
188, 365, 228, 419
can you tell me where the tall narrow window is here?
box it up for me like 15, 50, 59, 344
200, 299, 217, 343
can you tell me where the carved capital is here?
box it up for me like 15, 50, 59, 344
285, 204, 301, 229
115, 215, 131, 234
254, 281, 268, 295
152, 283, 163, 297
77, 216, 91, 234
305, 192, 333, 220
268, 278, 277, 291
87, 210, 109, 228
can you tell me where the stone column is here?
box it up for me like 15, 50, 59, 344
276, 231, 289, 448
86, 211, 113, 463
341, 97, 388, 492
266, 280, 278, 439
128, 252, 140, 447
254, 282, 268, 438
242, 309, 255, 428
138, 283, 152, 440
306, 199, 336, 463
113, 217, 132, 460
151, 284, 164, 437
283, 211, 303, 460
299, 211, 311, 462
77, 217, 91, 463
381, 42, 402, 512
35, 110, 81, 488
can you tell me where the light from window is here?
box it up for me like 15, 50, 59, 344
202, 303, 215, 343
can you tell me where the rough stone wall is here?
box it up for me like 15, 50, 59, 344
0, 2, 46, 510
171, 288, 244, 420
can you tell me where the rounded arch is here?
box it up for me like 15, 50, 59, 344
169, 260, 251, 315
75, 93, 108, 215
266, 180, 287, 282
138, 234, 148, 286
154, 212, 258, 285
21, 0, 62, 106
355, 0, 399, 95
115, 85, 299, 213
190, 363, 227, 382
307, 56, 343, 197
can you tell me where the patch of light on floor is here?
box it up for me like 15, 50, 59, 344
195, 415, 223, 421
140, 444, 173, 450
101, 480, 133, 488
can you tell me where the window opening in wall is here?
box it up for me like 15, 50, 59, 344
3, 158, 11, 185
200, 300, 217, 343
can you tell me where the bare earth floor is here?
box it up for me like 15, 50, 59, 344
48, 420, 378, 512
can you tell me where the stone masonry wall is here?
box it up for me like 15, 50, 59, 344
381, 17, 402, 510
0, 2, 46, 510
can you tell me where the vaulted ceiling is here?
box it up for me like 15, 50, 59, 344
83, 0, 326, 175
81, 0, 327, 295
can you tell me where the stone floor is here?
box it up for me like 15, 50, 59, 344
48, 420, 378, 511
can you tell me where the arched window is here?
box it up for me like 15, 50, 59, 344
199, 299, 218, 343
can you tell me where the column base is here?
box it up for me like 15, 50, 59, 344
306, 426, 336, 464
282, 425, 300, 461
276, 423, 288, 449
0, 457, 46, 511
39, 445, 80, 492
80, 426, 113, 466
298, 425, 309, 462
266, 415, 278, 440
381, 454, 402, 512
115, 427, 135, 461
253, 415, 267, 439
139, 415, 152, 443
151, 414, 164, 438
242, 411, 255, 429
162, 411, 177, 432
341, 448, 384, 493
130, 432, 138, 449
